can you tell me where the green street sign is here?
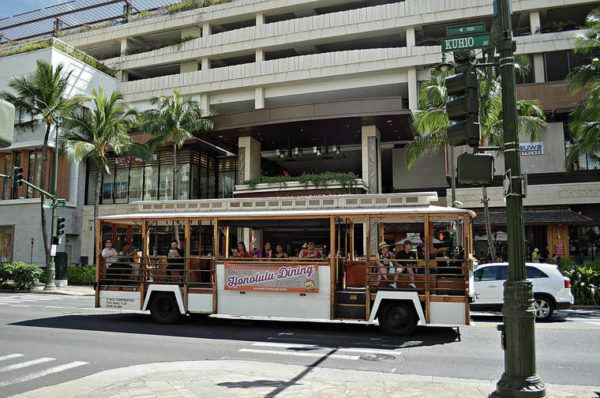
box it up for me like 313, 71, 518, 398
56, 199, 67, 207
447, 22, 486, 36
43, 200, 52, 209
442, 33, 491, 52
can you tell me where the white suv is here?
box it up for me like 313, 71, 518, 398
471, 262, 574, 321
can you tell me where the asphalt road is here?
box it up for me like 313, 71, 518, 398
0, 293, 599, 397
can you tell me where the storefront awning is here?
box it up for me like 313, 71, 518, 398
473, 208, 593, 227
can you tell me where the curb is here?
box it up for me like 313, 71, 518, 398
30, 289, 94, 297
571, 305, 600, 310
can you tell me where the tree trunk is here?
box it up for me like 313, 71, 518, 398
172, 143, 180, 245
94, 167, 102, 257
39, 123, 52, 267
482, 186, 498, 263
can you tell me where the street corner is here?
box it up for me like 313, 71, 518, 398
11, 360, 600, 398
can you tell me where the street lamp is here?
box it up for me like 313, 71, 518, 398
435, 54, 455, 73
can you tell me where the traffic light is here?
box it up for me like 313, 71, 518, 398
445, 58, 480, 147
12, 166, 23, 199
56, 217, 66, 236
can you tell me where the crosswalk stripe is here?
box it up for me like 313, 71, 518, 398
239, 348, 360, 360
0, 361, 88, 387
252, 342, 403, 356
0, 358, 55, 373
0, 354, 24, 362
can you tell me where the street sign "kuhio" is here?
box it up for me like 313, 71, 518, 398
442, 33, 491, 52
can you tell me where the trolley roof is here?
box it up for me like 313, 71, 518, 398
99, 205, 476, 222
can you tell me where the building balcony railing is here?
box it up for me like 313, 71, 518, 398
516, 81, 587, 112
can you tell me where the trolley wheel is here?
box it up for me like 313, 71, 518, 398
378, 301, 418, 336
150, 293, 181, 324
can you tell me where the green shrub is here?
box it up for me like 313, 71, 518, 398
245, 172, 358, 189
67, 266, 96, 285
0, 261, 44, 290
561, 260, 600, 305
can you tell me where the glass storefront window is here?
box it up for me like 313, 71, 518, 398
218, 171, 235, 198
114, 168, 129, 204
102, 170, 114, 204
177, 163, 190, 200
86, 170, 98, 205
144, 165, 157, 201
200, 166, 208, 199
0, 226, 14, 263
191, 164, 199, 199
159, 165, 173, 200
129, 167, 143, 201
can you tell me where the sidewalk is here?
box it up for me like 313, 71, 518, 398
30, 284, 94, 296
13, 360, 599, 398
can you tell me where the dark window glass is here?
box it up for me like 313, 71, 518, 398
526, 266, 548, 279
545, 51, 569, 81
497, 266, 508, 280
476, 266, 499, 281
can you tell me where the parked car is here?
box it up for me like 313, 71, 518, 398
470, 262, 573, 321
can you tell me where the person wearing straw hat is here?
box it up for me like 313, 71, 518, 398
375, 241, 393, 287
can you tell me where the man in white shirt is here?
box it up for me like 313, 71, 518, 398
102, 239, 118, 266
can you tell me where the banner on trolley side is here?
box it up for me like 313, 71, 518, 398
224, 262, 319, 293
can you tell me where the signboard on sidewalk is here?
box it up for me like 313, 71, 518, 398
224, 262, 318, 293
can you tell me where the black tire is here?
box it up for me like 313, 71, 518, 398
150, 293, 181, 324
378, 302, 418, 336
533, 295, 554, 322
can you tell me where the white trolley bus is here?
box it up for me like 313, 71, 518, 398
95, 192, 475, 335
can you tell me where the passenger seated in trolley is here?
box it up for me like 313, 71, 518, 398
375, 242, 393, 287
298, 241, 322, 258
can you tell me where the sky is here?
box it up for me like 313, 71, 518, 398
0, 0, 66, 19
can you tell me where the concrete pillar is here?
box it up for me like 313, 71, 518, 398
202, 22, 211, 37
256, 13, 265, 25
407, 67, 418, 112
533, 54, 545, 83
181, 26, 201, 39
255, 48, 264, 63
181, 61, 198, 73
237, 136, 261, 183
529, 11, 541, 34
406, 27, 416, 47
120, 38, 129, 55
361, 125, 381, 194
116, 70, 129, 82
201, 57, 210, 71
200, 93, 210, 117
255, 87, 265, 109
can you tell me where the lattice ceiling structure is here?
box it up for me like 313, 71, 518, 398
0, 0, 181, 44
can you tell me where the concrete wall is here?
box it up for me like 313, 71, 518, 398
392, 148, 447, 191
492, 122, 566, 175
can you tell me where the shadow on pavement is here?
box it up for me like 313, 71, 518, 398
10, 312, 460, 350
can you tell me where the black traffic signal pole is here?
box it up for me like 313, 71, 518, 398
495, 0, 545, 396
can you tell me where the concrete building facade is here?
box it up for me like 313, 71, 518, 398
0, 0, 599, 265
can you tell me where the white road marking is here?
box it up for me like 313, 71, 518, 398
251, 342, 403, 356
44, 306, 65, 309
10, 305, 31, 308
0, 354, 24, 362
239, 348, 360, 360
0, 361, 88, 387
0, 358, 55, 373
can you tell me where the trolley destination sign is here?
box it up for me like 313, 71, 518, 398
442, 32, 491, 52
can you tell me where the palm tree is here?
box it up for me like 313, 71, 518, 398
0, 60, 86, 266
142, 90, 213, 201
566, 7, 600, 168
407, 59, 547, 262
60, 88, 151, 237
